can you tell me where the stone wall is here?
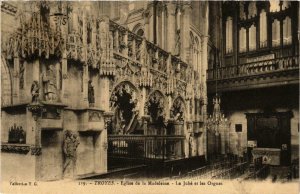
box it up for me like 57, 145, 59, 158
218, 85, 299, 161
1, 152, 36, 181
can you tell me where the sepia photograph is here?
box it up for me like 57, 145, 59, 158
0, 1, 299, 194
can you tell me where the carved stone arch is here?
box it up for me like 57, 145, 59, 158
1, 55, 12, 106
109, 81, 140, 134
110, 81, 139, 110
132, 23, 144, 37
171, 96, 186, 121
145, 90, 166, 123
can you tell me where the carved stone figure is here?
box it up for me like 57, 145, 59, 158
174, 29, 181, 56
31, 80, 40, 103
88, 80, 95, 106
189, 134, 194, 157
42, 64, 57, 101
213, 95, 221, 121
63, 130, 80, 178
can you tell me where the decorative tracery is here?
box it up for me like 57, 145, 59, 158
170, 97, 185, 121
145, 91, 165, 123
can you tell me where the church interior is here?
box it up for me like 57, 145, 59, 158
1, 1, 299, 181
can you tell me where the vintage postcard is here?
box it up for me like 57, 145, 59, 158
0, 1, 299, 194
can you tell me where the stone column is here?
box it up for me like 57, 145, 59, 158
140, 88, 146, 116
201, 36, 209, 120
148, 4, 154, 43
186, 99, 190, 121
13, 56, 20, 104
132, 38, 136, 60
167, 95, 172, 120
82, 64, 89, 106
61, 51, 68, 103
26, 104, 44, 180
201, 36, 208, 158
99, 77, 110, 112
181, 3, 191, 61
166, 2, 176, 53
82, 9, 89, 107
123, 30, 128, 56
97, 16, 112, 174
143, 4, 150, 40
161, 6, 165, 49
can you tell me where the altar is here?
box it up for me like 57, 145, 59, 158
252, 148, 281, 166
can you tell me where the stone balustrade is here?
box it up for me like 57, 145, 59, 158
207, 55, 299, 80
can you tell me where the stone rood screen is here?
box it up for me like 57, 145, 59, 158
1, 1, 209, 183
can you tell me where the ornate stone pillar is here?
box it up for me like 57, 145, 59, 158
132, 38, 136, 60
82, 9, 89, 107
166, 54, 172, 120
61, 51, 68, 103
140, 88, 147, 116
148, 3, 154, 43
13, 56, 20, 104
123, 30, 128, 56
99, 17, 113, 112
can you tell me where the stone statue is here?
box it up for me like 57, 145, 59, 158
189, 133, 194, 157
42, 64, 57, 101
63, 130, 80, 178
213, 95, 221, 120
31, 80, 40, 103
174, 29, 181, 56
88, 80, 95, 106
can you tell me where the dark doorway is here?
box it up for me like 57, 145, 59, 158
246, 112, 292, 166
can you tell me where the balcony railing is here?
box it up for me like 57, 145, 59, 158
207, 55, 299, 81
108, 135, 185, 162
109, 20, 190, 83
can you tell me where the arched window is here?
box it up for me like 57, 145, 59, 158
259, 9, 267, 48
239, 27, 246, 53
137, 29, 144, 37
283, 16, 292, 45
225, 16, 233, 54
133, 23, 144, 37
272, 19, 280, 47
249, 24, 257, 51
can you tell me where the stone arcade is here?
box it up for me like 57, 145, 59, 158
1, 1, 209, 181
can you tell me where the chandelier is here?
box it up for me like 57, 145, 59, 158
208, 46, 224, 136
